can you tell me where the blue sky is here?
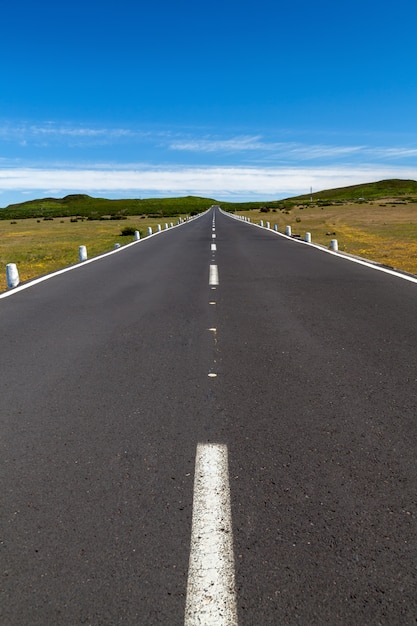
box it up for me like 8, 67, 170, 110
1, 0, 417, 206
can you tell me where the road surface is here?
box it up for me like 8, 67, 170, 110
1, 208, 416, 624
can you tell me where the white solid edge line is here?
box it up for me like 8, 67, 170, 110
209, 265, 219, 286
0, 209, 212, 300
185, 443, 238, 626
220, 208, 417, 285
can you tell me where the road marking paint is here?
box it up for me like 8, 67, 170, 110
211, 243, 217, 251
185, 443, 237, 626
208, 372, 218, 378
209, 265, 219, 286
212, 233, 216, 239
209, 301, 216, 305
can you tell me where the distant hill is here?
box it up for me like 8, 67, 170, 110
289, 179, 417, 203
0, 195, 217, 220
217, 179, 417, 212
1, 179, 417, 219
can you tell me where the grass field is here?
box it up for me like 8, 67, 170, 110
236, 199, 417, 275
0, 216, 180, 292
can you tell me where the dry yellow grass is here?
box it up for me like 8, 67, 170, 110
237, 201, 417, 275
0, 216, 176, 292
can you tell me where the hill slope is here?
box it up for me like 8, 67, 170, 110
290, 179, 417, 203
1, 179, 417, 219
0, 195, 216, 219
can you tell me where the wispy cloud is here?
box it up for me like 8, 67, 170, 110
0, 122, 137, 145
169, 134, 417, 163
169, 135, 269, 152
365, 146, 417, 159
169, 136, 370, 160
2, 122, 417, 165
29, 125, 133, 138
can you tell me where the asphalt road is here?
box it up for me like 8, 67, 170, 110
1, 208, 416, 625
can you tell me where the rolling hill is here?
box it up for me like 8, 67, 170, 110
1, 179, 417, 220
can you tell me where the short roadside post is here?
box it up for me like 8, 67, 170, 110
6, 263, 19, 289
78, 245, 87, 262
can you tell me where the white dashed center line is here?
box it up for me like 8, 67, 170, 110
209, 265, 219, 286
185, 443, 237, 626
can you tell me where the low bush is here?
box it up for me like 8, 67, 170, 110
120, 226, 139, 236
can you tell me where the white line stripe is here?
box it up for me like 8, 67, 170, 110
185, 443, 237, 626
211, 243, 217, 251
209, 265, 219, 286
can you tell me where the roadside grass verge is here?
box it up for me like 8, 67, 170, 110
0, 216, 176, 292
236, 201, 417, 275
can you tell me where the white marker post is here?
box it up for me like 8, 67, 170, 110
79, 245, 87, 262
134, 230, 140, 240
330, 239, 338, 251
285, 225, 292, 236
305, 232, 311, 243
6, 263, 19, 289
147, 226, 153, 235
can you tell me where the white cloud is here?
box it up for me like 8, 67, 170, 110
365, 147, 417, 159
0, 165, 415, 200
169, 136, 373, 160
0, 123, 136, 143
168, 134, 417, 163
169, 135, 268, 152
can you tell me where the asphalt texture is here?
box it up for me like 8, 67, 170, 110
1, 208, 416, 625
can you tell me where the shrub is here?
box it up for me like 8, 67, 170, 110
121, 226, 139, 236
